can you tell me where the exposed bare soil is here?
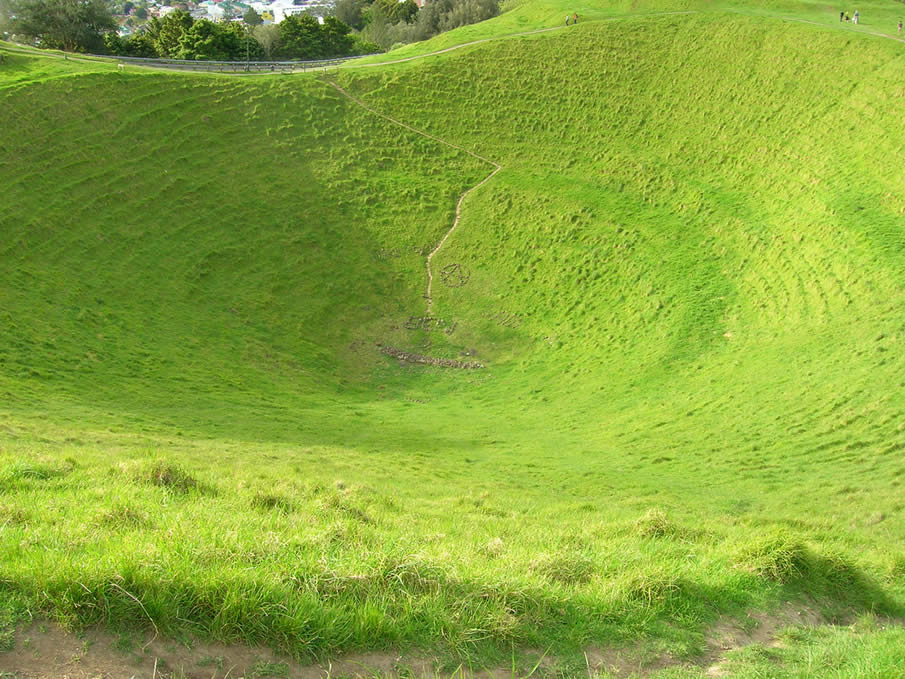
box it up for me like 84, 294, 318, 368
0, 603, 846, 678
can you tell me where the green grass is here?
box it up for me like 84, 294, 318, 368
4, 2, 905, 676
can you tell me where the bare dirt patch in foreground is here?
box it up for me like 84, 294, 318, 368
0, 622, 437, 679
0, 604, 869, 678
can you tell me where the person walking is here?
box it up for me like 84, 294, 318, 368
573, 12, 579, 23
897, 19, 902, 34
840, 10, 844, 21
853, 9, 859, 24
565, 14, 570, 25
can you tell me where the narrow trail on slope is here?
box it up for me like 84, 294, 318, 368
325, 80, 502, 314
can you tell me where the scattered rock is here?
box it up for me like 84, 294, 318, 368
379, 345, 484, 369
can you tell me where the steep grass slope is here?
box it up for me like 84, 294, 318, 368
3, 8, 905, 676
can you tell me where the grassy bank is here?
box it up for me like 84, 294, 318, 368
3, 4, 905, 676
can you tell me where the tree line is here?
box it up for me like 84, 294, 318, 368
104, 10, 376, 60
0, 0, 376, 59
336, 0, 500, 50
0, 0, 500, 58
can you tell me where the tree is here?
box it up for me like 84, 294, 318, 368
252, 22, 279, 59
320, 15, 354, 56
242, 6, 262, 27
133, 5, 147, 18
374, 0, 417, 24
333, 0, 366, 30
176, 18, 239, 59
146, 9, 192, 57
2, 0, 116, 51
223, 19, 261, 60
277, 13, 323, 59
361, 4, 389, 49
122, 30, 155, 55
438, 0, 497, 31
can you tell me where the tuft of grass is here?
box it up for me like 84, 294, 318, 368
615, 570, 682, 606
481, 537, 506, 557
133, 460, 206, 494
0, 459, 72, 488
0, 504, 29, 525
248, 660, 290, 678
633, 508, 680, 539
529, 551, 595, 586
250, 491, 295, 513
732, 532, 811, 583
95, 503, 151, 530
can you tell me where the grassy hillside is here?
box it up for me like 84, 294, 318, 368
3, 5, 905, 677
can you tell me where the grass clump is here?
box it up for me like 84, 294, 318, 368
379, 555, 447, 595
0, 459, 72, 490
0, 504, 29, 525
250, 491, 295, 513
134, 459, 206, 494
95, 503, 151, 530
633, 508, 681, 539
529, 551, 595, 586
733, 532, 811, 583
615, 570, 682, 606
480, 536, 506, 558
248, 660, 290, 678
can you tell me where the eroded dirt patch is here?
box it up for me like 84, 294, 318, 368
0, 604, 885, 678
586, 602, 830, 678
0, 622, 435, 678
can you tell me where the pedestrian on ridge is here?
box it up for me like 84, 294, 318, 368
898, 19, 903, 34
840, 10, 844, 21
566, 14, 570, 25
573, 12, 578, 23
853, 9, 859, 23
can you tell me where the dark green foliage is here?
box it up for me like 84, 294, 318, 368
276, 14, 323, 59
2, 0, 115, 51
362, 0, 499, 49
103, 10, 355, 60
243, 7, 262, 27
373, 0, 418, 24
145, 9, 192, 57
177, 18, 241, 60
320, 16, 356, 57
334, 0, 367, 30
